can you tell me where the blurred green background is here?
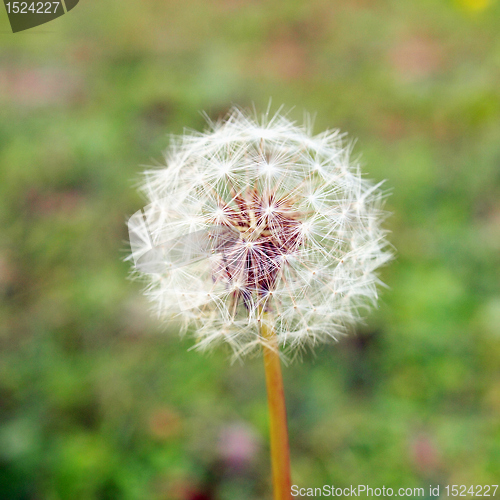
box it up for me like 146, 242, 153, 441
1, 0, 500, 499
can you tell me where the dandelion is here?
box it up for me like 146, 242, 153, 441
127, 107, 392, 499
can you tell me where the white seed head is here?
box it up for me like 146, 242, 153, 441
128, 108, 392, 358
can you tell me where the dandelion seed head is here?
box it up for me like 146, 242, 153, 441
128, 108, 392, 358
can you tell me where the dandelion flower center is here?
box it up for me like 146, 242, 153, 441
212, 186, 303, 309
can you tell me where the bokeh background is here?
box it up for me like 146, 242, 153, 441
1, 1, 500, 499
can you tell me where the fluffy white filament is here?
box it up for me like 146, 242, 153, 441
128, 108, 392, 358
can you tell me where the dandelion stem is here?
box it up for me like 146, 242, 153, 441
260, 312, 292, 500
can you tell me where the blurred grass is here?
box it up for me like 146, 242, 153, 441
1, 0, 500, 499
